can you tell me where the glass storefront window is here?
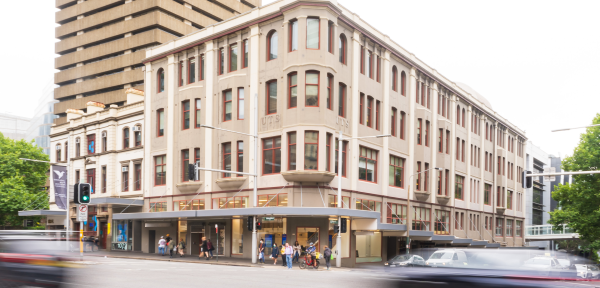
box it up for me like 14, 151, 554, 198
297, 227, 319, 253
356, 232, 381, 262
112, 220, 132, 251
258, 217, 286, 256
232, 219, 244, 255
173, 200, 205, 211
178, 220, 187, 247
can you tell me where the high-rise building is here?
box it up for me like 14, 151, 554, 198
53, 0, 261, 125
26, 81, 58, 156
0, 113, 31, 140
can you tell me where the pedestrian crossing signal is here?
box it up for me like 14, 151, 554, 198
247, 216, 254, 231
256, 220, 262, 230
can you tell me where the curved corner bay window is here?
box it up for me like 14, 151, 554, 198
389, 155, 404, 188
306, 18, 320, 49
222, 143, 231, 178
182, 149, 190, 181
335, 138, 347, 177
267, 81, 277, 114
188, 58, 196, 83
223, 90, 232, 121
289, 20, 298, 51
182, 100, 190, 129
268, 31, 278, 60
288, 73, 297, 108
288, 132, 296, 170
359, 147, 377, 182
263, 137, 281, 174
304, 131, 318, 170
229, 44, 237, 72
305, 72, 319, 106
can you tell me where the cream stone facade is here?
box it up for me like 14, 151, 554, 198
103, 0, 529, 266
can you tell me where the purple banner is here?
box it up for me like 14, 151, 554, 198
52, 165, 68, 210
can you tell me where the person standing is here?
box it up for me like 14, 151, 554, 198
178, 239, 186, 257
280, 245, 286, 266
158, 236, 166, 256
257, 239, 265, 264
207, 239, 214, 259
271, 243, 279, 265
168, 240, 175, 258
306, 242, 317, 269
285, 243, 293, 270
323, 245, 332, 270
200, 237, 209, 260
292, 241, 301, 263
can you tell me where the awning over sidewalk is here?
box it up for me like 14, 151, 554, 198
90, 197, 144, 206
18, 210, 66, 216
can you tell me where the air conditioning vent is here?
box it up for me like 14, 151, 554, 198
122, 166, 128, 172
132, 126, 141, 132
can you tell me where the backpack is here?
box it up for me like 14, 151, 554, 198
324, 248, 331, 258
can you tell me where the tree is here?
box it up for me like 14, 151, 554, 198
548, 113, 600, 261
0, 132, 50, 229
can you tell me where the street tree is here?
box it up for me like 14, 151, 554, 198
549, 113, 600, 260
0, 132, 50, 229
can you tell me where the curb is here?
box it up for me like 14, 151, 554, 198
85, 254, 261, 268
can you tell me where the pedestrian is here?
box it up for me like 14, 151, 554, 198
292, 241, 301, 263
158, 236, 166, 256
207, 239, 214, 259
306, 242, 317, 269
280, 245, 286, 266
271, 243, 279, 265
168, 240, 175, 258
165, 234, 172, 244
323, 245, 332, 270
178, 239, 186, 257
285, 243, 293, 269
258, 239, 265, 264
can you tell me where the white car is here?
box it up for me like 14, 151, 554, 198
575, 264, 600, 279
425, 249, 468, 268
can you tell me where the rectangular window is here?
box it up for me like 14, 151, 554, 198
87, 168, 95, 193
328, 195, 351, 208
367, 51, 373, 79
219, 48, 225, 75
338, 84, 346, 117
304, 131, 318, 170
122, 165, 129, 191
413, 207, 431, 231
188, 57, 196, 84
242, 39, 248, 68
194, 99, 201, 128
307, 18, 320, 49
389, 155, 404, 188
391, 108, 397, 136
213, 197, 249, 209
376, 56, 381, 82
358, 146, 377, 182
455, 175, 464, 199
516, 220, 522, 237
445, 169, 449, 196
102, 134, 107, 152
263, 137, 281, 174
101, 166, 107, 193
437, 170, 442, 195
223, 90, 232, 121
134, 163, 141, 190
258, 194, 287, 207
200, 54, 205, 80
360, 46, 365, 74
178, 61, 184, 87
356, 199, 382, 215
400, 112, 405, 139
222, 143, 232, 178
438, 128, 443, 152
506, 219, 513, 237
484, 184, 491, 205
288, 73, 297, 108
194, 148, 200, 180
182, 149, 190, 182
359, 94, 364, 124
417, 119, 422, 145
157, 109, 165, 137
154, 155, 166, 186
289, 20, 298, 52
376, 100, 380, 131
305, 71, 319, 107
182, 100, 190, 129
134, 129, 141, 147
326, 133, 331, 171
123, 129, 130, 149
387, 203, 407, 224
335, 138, 347, 177
149, 202, 167, 212
87, 134, 96, 154
366, 97, 373, 128
507, 190, 513, 210
424, 163, 429, 192
327, 21, 334, 53
495, 218, 503, 236
462, 140, 465, 162
237, 88, 244, 120
416, 162, 421, 190
267, 80, 277, 115
174, 199, 205, 211
229, 43, 238, 72
425, 121, 430, 147
288, 132, 296, 170
434, 210, 450, 235
327, 74, 333, 110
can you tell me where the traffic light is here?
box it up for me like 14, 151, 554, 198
247, 216, 254, 231
334, 225, 339, 233
341, 218, 347, 233
74, 183, 91, 204
256, 220, 262, 230
523, 170, 533, 189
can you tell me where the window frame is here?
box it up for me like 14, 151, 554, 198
237, 88, 245, 120
327, 74, 333, 110
387, 203, 407, 225
455, 175, 464, 200
195, 98, 201, 128
218, 47, 225, 75
305, 70, 320, 107
229, 43, 238, 72
306, 17, 320, 50
123, 128, 130, 149
289, 20, 298, 52
157, 108, 165, 137
400, 112, 405, 139
335, 138, 348, 177
392, 66, 398, 92
223, 90, 233, 122
154, 155, 166, 186
134, 127, 142, 147
366, 96, 373, 128
338, 83, 346, 118
327, 21, 334, 54
288, 132, 297, 171
339, 34, 347, 64
182, 100, 191, 130
304, 131, 319, 170
267, 30, 278, 61
178, 61, 184, 87
262, 137, 282, 175
200, 54, 205, 80
236, 141, 244, 177
389, 155, 405, 188
157, 68, 165, 93
417, 119, 422, 145
288, 72, 298, 109
222, 143, 232, 178
182, 149, 190, 182
188, 57, 196, 84
358, 146, 378, 183
101, 166, 107, 193
242, 39, 248, 68
266, 80, 277, 115
134, 163, 141, 191
391, 108, 397, 137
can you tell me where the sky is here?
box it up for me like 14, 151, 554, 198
1, 0, 598, 159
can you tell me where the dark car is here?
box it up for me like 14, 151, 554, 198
385, 254, 426, 268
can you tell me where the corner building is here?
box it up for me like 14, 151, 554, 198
117, 0, 528, 266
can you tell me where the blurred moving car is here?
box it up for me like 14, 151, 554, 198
556, 258, 570, 269
425, 249, 468, 268
384, 254, 425, 267
574, 264, 600, 279
522, 257, 565, 276
0, 231, 74, 288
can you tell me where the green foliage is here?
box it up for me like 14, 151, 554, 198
549, 113, 600, 261
0, 132, 50, 228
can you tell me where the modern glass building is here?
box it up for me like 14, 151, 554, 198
26, 82, 58, 156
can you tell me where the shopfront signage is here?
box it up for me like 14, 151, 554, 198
264, 217, 275, 221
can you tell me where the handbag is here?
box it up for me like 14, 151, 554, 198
173, 247, 177, 252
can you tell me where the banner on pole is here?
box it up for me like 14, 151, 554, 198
52, 165, 68, 210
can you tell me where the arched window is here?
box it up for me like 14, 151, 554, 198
462, 108, 466, 128
339, 34, 347, 64
102, 131, 107, 152
456, 105, 461, 125
400, 71, 406, 96
486, 124, 489, 140
267, 30, 278, 60
75, 137, 81, 157
392, 66, 398, 92
56, 144, 62, 162
123, 128, 130, 149
134, 125, 142, 147
157, 68, 165, 92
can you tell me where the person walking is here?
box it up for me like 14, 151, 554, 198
285, 243, 293, 270
292, 241, 301, 263
271, 243, 279, 265
280, 245, 286, 266
200, 237, 209, 260
168, 240, 175, 258
306, 242, 317, 269
323, 245, 332, 270
258, 239, 265, 264
178, 239, 186, 257
158, 236, 166, 256
165, 234, 172, 244
207, 239, 214, 259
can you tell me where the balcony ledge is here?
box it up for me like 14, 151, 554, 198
176, 181, 203, 193
281, 171, 336, 183
496, 207, 506, 214
413, 190, 431, 200
436, 195, 451, 202
216, 177, 247, 189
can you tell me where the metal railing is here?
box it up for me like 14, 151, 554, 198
525, 224, 576, 236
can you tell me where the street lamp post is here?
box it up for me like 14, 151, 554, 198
336, 132, 391, 268
405, 167, 442, 255
551, 123, 600, 132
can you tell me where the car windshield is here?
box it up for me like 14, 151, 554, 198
524, 258, 550, 265
391, 255, 411, 262
574, 264, 587, 271
429, 252, 454, 260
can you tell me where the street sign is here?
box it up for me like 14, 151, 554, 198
77, 205, 88, 222
543, 167, 556, 182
